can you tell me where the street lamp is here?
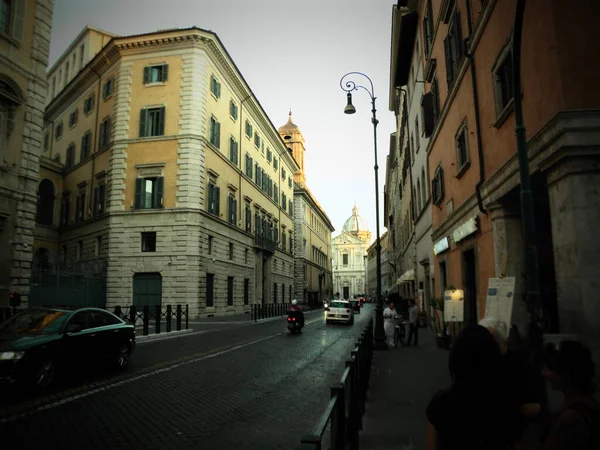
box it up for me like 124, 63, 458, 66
340, 71, 387, 350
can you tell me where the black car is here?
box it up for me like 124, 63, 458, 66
0, 307, 135, 389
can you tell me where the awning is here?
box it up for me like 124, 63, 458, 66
398, 269, 415, 284
388, 283, 399, 295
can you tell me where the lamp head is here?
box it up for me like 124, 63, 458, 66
344, 92, 356, 114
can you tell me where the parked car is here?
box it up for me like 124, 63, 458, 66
0, 307, 135, 389
325, 300, 354, 325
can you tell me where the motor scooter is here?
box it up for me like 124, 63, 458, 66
287, 311, 303, 334
394, 315, 407, 347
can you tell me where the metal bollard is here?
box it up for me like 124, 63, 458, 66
143, 305, 149, 336
166, 305, 172, 333
130, 305, 136, 327
330, 383, 346, 450
346, 358, 360, 449
185, 305, 189, 329
176, 305, 182, 331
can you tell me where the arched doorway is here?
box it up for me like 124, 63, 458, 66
36, 179, 55, 226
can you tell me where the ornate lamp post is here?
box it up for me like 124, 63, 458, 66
340, 71, 387, 350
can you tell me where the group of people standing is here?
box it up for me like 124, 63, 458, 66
383, 300, 419, 348
425, 318, 599, 449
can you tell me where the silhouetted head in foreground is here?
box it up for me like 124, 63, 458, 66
542, 340, 596, 395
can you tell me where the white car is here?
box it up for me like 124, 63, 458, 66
325, 300, 354, 325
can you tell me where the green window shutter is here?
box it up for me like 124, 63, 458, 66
139, 109, 147, 137
162, 64, 169, 82
217, 81, 221, 98
98, 122, 105, 149
159, 107, 166, 136
207, 183, 214, 213
134, 178, 143, 209
12, 0, 26, 41
215, 186, 220, 215
143, 67, 150, 84
215, 121, 221, 148
93, 187, 99, 216
154, 177, 164, 208
99, 184, 106, 214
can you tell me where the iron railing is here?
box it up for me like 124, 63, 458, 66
250, 303, 291, 322
254, 234, 276, 252
295, 320, 374, 450
114, 304, 189, 336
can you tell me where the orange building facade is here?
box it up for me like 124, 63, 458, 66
392, 0, 600, 355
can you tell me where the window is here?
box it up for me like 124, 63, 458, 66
228, 194, 237, 225
141, 232, 157, 252
289, 200, 293, 216
245, 120, 253, 138
206, 274, 214, 307
422, 167, 428, 204
209, 116, 221, 148
139, 107, 165, 137
227, 276, 234, 306
36, 179, 55, 226
0, 0, 11, 34
432, 166, 445, 206
244, 249, 249, 264
422, 76, 440, 138
245, 154, 253, 178
245, 204, 251, 232
274, 282, 278, 303
274, 183, 279, 204
44, 132, 49, 150
102, 78, 114, 100
61, 195, 70, 225
444, 10, 464, 88
80, 131, 91, 160
134, 177, 164, 209
273, 158, 278, 170
95, 236, 101, 256
455, 123, 470, 174
228, 242, 234, 260
207, 181, 220, 215
66, 143, 75, 168
210, 75, 221, 98
266, 148, 272, 163
229, 100, 238, 120
244, 278, 249, 305
343, 254, 349, 266
80, 44, 85, 68
83, 95, 94, 115
144, 64, 168, 84
282, 229, 287, 251
282, 284, 285, 304
282, 192, 287, 209
98, 116, 111, 149
93, 183, 106, 216
254, 132, 260, 148
208, 235, 213, 255
288, 177, 292, 189
289, 233, 293, 254
255, 164, 262, 186
75, 190, 86, 222
493, 49, 515, 118
423, 0, 434, 58
229, 137, 238, 165
55, 122, 63, 140
282, 168, 287, 180
69, 109, 78, 127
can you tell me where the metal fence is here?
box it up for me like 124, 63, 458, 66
295, 320, 374, 450
250, 303, 291, 322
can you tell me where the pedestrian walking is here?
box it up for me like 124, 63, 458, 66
540, 339, 600, 450
383, 302, 398, 348
406, 299, 419, 346
425, 325, 522, 450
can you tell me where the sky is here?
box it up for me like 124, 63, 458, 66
48, 0, 398, 240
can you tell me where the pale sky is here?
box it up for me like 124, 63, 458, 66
49, 0, 397, 239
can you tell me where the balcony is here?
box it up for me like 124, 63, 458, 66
254, 234, 276, 253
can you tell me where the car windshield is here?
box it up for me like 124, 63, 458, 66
0, 309, 69, 334
331, 301, 351, 309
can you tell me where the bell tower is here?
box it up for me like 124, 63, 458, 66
278, 111, 306, 185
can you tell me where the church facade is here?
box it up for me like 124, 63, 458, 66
332, 206, 371, 300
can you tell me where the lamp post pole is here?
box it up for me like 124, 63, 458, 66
340, 72, 388, 350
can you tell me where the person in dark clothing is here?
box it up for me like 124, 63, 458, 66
540, 340, 599, 450
426, 325, 522, 450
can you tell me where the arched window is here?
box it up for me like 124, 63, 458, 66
37, 179, 55, 226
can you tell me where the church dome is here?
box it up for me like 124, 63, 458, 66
278, 111, 300, 138
342, 205, 369, 234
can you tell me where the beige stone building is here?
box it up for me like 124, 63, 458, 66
278, 113, 334, 306
366, 231, 390, 299
33, 26, 299, 317
0, 0, 53, 307
332, 205, 371, 300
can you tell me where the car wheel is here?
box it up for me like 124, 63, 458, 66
116, 343, 131, 371
35, 357, 55, 389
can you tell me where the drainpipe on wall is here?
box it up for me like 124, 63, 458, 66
466, 0, 487, 216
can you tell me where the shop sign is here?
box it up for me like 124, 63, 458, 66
433, 237, 449, 255
452, 217, 478, 243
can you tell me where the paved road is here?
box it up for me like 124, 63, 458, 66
0, 305, 374, 449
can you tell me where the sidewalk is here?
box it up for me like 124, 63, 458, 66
359, 329, 450, 450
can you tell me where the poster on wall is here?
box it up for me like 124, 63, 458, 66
484, 277, 516, 327
444, 289, 464, 322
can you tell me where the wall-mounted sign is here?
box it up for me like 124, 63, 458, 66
452, 217, 479, 243
433, 237, 450, 255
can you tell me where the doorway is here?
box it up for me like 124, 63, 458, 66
439, 261, 447, 296
463, 249, 477, 325
133, 273, 162, 307
343, 286, 350, 299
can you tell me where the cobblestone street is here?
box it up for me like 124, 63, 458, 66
0, 307, 373, 449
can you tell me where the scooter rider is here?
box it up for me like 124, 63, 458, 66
288, 299, 305, 327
